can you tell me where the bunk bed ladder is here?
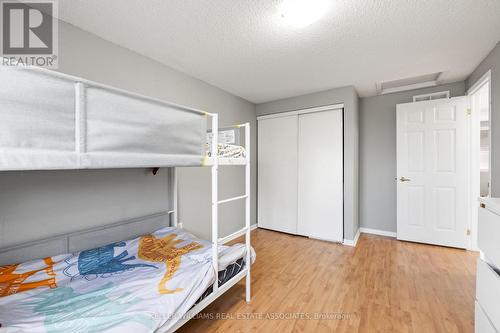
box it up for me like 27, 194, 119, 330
210, 121, 251, 302
169, 117, 251, 315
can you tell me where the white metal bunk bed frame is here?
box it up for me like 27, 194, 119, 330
165, 118, 252, 333
0, 66, 252, 333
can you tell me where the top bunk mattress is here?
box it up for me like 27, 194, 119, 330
0, 66, 207, 171
0, 226, 254, 332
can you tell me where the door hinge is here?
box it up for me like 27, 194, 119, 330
466, 108, 471, 116
466, 229, 471, 236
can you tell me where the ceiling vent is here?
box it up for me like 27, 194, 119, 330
413, 91, 450, 102
376, 72, 442, 95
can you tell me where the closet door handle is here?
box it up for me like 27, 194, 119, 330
399, 176, 411, 182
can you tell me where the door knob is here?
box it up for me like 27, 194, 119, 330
400, 176, 411, 182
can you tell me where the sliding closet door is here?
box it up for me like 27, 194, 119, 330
297, 109, 343, 242
258, 115, 298, 234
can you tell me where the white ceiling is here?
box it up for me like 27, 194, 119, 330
58, 0, 500, 103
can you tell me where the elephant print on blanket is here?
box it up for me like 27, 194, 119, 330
0, 257, 57, 297
138, 234, 203, 294
63, 241, 157, 280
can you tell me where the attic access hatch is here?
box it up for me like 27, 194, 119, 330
376, 72, 442, 95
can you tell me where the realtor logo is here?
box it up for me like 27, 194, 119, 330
1, 0, 58, 67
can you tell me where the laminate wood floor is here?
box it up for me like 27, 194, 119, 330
178, 228, 477, 333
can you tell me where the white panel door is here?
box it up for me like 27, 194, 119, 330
297, 109, 343, 242
258, 115, 298, 234
397, 97, 468, 248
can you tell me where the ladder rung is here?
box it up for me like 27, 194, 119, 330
218, 227, 249, 244
218, 194, 248, 205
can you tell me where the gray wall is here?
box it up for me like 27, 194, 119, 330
359, 82, 466, 233
256, 86, 360, 241
0, 21, 256, 249
467, 41, 500, 196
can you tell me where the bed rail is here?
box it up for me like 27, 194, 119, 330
0, 66, 208, 170
243, 121, 251, 303
210, 114, 220, 294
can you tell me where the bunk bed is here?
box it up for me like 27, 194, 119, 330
0, 66, 253, 332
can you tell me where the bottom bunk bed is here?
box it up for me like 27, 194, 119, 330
0, 226, 255, 332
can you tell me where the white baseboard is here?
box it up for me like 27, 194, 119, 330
343, 228, 361, 247
359, 227, 396, 238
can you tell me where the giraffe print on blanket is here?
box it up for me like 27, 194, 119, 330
138, 234, 203, 294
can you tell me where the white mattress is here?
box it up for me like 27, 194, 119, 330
0, 226, 254, 332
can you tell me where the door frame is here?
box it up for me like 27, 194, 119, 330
467, 70, 492, 251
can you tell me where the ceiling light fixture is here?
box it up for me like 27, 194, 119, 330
279, 0, 331, 28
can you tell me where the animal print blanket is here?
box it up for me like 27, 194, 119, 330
0, 227, 249, 332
